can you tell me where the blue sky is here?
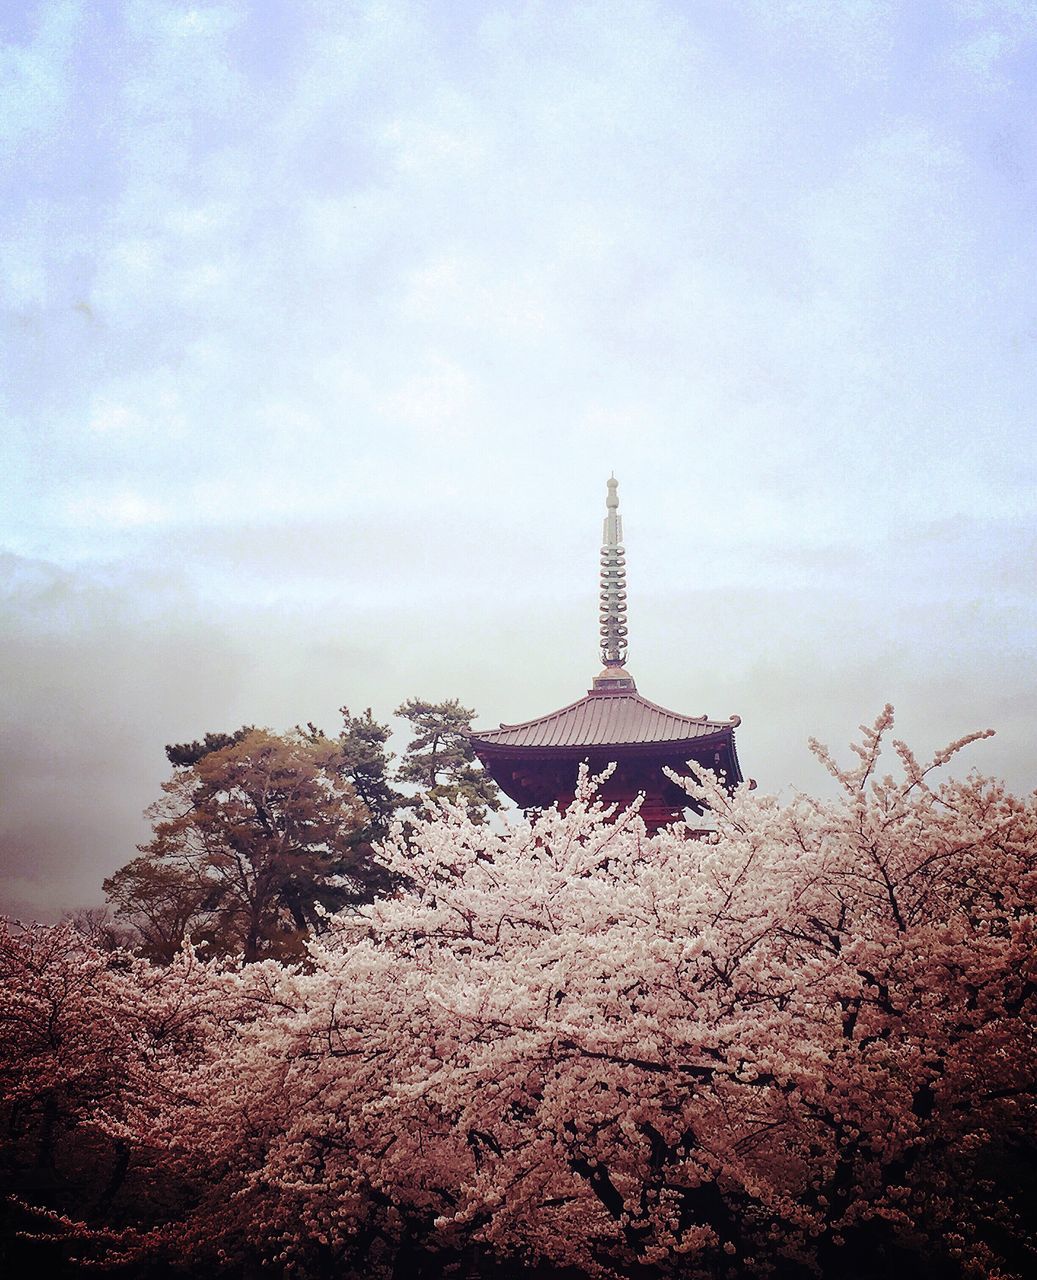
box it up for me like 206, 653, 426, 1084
2, 0, 1035, 915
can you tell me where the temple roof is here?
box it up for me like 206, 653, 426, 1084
470, 688, 741, 752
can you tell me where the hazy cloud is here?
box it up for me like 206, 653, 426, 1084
2, 0, 1035, 915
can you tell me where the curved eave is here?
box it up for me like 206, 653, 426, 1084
470, 726, 735, 758
468, 689, 741, 753
471, 725, 744, 788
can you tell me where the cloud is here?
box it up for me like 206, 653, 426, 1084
0, 0, 83, 150
64, 490, 171, 528
745, 0, 897, 83
2, 1, 1035, 916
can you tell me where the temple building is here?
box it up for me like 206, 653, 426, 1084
468, 477, 744, 832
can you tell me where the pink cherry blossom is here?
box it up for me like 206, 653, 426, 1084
3, 709, 1034, 1279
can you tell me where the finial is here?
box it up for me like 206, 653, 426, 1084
598, 475, 628, 670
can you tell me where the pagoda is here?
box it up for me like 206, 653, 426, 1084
469, 477, 744, 832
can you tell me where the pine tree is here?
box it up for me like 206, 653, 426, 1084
395, 697, 501, 821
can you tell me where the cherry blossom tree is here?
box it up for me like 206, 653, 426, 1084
6, 710, 1035, 1279
0, 920, 291, 1275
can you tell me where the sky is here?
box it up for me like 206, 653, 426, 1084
2, 0, 1035, 919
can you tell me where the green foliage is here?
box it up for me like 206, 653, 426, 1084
395, 696, 501, 821
164, 726, 255, 768
108, 729, 378, 962
336, 706, 404, 842
108, 697, 498, 963
297, 707, 403, 843
102, 858, 215, 964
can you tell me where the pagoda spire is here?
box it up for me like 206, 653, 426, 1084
593, 476, 636, 692
469, 474, 747, 829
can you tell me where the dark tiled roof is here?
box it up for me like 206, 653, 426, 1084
469, 690, 739, 750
